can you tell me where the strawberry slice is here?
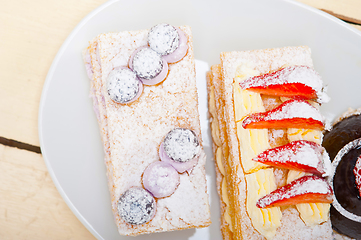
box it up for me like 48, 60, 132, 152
243, 83, 316, 100
353, 155, 361, 197
252, 140, 327, 176
242, 99, 324, 130
256, 175, 333, 208
239, 65, 324, 101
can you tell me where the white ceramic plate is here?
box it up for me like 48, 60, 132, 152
38, 0, 361, 239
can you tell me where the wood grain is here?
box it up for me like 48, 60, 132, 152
296, 0, 361, 31
0, 144, 95, 239
0, 0, 108, 147
296, 0, 361, 24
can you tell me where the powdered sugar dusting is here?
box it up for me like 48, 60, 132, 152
257, 176, 332, 208
162, 27, 188, 63
266, 100, 323, 122
148, 23, 179, 55
159, 142, 199, 173
322, 151, 332, 177
242, 99, 324, 128
239, 65, 329, 103
163, 128, 200, 163
88, 26, 210, 235
333, 106, 361, 126
142, 161, 179, 198
254, 140, 325, 175
277, 207, 332, 239
106, 68, 141, 103
219, 46, 333, 239
117, 187, 156, 225
273, 168, 288, 189
291, 177, 331, 195
132, 47, 163, 80
90, 88, 100, 121
286, 145, 319, 168
83, 49, 94, 79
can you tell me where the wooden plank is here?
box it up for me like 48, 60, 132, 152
0, 144, 95, 239
0, 0, 108, 147
296, 0, 361, 24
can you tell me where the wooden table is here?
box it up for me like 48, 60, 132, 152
1, 0, 360, 239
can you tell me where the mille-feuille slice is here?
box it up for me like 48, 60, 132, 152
84, 24, 211, 236
208, 46, 333, 240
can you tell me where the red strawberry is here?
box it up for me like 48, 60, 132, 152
242, 99, 324, 130
256, 175, 333, 208
244, 82, 316, 100
353, 156, 361, 197
239, 65, 321, 101
252, 140, 327, 176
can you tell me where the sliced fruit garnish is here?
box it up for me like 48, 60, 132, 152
242, 99, 324, 130
353, 155, 361, 197
239, 65, 328, 102
248, 83, 316, 100
253, 140, 327, 176
256, 175, 333, 208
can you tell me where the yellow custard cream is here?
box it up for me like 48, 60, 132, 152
210, 64, 328, 237
234, 65, 281, 239
222, 175, 233, 231
287, 129, 330, 226
288, 128, 322, 145
234, 65, 269, 173
216, 147, 226, 175
246, 169, 282, 239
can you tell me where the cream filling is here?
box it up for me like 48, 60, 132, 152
282, 93, 330, 225
288, 128, 322, 145
209, 85, 233, 232
221, 173, 233, 232
234, 65, 269, 174
211, 118, 222, 147
287, 128, 330, 226
216, 147, 226, 176
246, 169, 282, 239
234, 65, 281, 239
211, 63, 329, 239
